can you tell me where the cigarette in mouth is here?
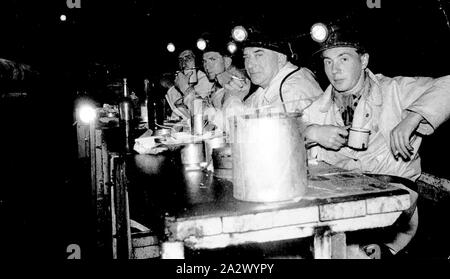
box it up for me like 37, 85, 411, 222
231, 75, 245, 81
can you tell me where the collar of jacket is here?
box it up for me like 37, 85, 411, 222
258, 62, 299, 104
318, 68, 382, 113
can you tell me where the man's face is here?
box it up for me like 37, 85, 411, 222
178, 50, 196, 70
322, 47, 367, 92
243, 47, 280, 89
202, 51, 226, 81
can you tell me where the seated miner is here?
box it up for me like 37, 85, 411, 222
165, 49, 214, 119
302, 23, 450, 258
199, 33, 250, 110
193, 33, 251, 131
208, 25, 323, 132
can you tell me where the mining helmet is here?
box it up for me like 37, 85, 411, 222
233, 25, 293, 56
312, 24, 366, 55
197, 32, 234, 56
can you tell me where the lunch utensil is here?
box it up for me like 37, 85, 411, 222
347, 127, 371, 150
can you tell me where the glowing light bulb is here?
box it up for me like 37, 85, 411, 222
167, 42, 175, 53
311, 23, 328, 43
60, 14, 67, 21
196, 38, 207, 51
78, 104, 97, 124
232, 26, 247, 42
227, 42, 237, 54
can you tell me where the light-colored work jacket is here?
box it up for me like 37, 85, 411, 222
165, 70, 213, 119
304, 69, 450, 181
215, 62, 323, 132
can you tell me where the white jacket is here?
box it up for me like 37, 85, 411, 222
223, 62, 323, 114
210, 62, 323, 132
304, 69, 450, 181
212, 62, 323, 133
165, 70, 214, 119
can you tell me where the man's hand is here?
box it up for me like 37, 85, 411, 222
390, 111, 424, 161
305, 124, 349, 150
174, 71, 192, 94
222, 77, 251, 104
216, 71, 233, 87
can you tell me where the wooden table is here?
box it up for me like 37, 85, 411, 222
126, 154, 410, 259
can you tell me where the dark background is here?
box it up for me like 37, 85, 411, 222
1, 0, 449, 79
0, 0, 449, 259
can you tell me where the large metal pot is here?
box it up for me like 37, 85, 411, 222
230, 112, 307, 202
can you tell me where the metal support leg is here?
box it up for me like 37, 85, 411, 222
314, 230, 347, 259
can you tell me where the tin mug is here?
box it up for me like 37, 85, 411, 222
185, 68, 198, 85
347, 127, 371, 150
190, 114, 203, 135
